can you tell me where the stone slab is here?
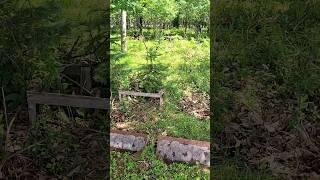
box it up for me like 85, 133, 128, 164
156, 136, 210, 167
110, 130, 148, 152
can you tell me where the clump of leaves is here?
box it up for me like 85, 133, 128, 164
146, 46, 161, 66
144, 37, 162, 70
33, 56, 61, 91
128, 70, 163, 93
128, 64, 166, 93
26, 106, 78, 175
0, 0, 69, 101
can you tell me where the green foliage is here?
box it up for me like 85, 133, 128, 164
33, 56, 61, 91
94, 63, 108, 85
141, 0, 178, 24
157, 113, 210, 141
111, 0, 209, 35
110, 145, 209, 179
113, 0, 177, 23
23, 106, 108, 177
178, 0, 210, 25
128, 65, 164, 93
0, 0, 69, 101
144, 35, 163, 70
111, 34, 210, 140
1, 0, 108, 107
145, 45, 161, 65
26, 106, 77, 175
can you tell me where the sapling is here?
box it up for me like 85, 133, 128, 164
142, 31, 163, 71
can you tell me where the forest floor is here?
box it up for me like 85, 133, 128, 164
111, 33, 210, 141
0, 106, 108, 179
109, 30, 275, 179
110, 32, 210, 179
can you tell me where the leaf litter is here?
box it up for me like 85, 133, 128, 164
214, 78, 320, 179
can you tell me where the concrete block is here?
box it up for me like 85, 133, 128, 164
156, 136, 210, 167
110, 130, 148, 152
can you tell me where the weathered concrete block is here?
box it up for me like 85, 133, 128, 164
110, 130, 148, 152
156, 136, 210, 167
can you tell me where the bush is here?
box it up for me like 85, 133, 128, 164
128, 65, 164, 93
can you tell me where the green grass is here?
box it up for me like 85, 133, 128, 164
110, 145, 210, 179
110, 146, 275, 180
110, 28, 282, 178
110, 32, 210, 178
111, 34, 210, 141
110, 32, 276, 179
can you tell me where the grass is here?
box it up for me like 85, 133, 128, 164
110, 145, 210, 179
111, 33, 210, 141
110, 32, 210, 178
110, 30, 277, 179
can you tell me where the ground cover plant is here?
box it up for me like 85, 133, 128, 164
111, 33, 210, 139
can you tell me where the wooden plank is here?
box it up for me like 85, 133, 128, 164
27, 91, 108, 110
118, 90, 164, 109
28, 102, 37, 122
159, 97, 164, 110
118, 91, 161, 98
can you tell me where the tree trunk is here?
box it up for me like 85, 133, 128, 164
121, 10, 127, 53
127, 18, 130, 31
184, 21, 188, 38
139, 17, 143, 35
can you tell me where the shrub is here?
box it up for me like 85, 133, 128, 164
128, 65, 164, 93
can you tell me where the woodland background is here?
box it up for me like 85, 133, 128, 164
0, 0, 319, 179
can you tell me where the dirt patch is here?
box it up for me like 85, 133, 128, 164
110, 97, 125, 122
111, 96, 159, 125
180, 91, 209, 120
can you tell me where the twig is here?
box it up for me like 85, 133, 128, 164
1, 87, 8, 129
5, 106, 22, 152
60, 73, 93, 96
141, 31, 148, 50
70, 37, 109, 59
0, 140, 45, 171
76, 127, 108, 135
64, 36, 81, 59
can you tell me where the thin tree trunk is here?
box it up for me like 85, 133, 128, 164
139, 17, 143, 35
121, 10, 127, 53
127, 18, 130, 31
184, 21, 188, 38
